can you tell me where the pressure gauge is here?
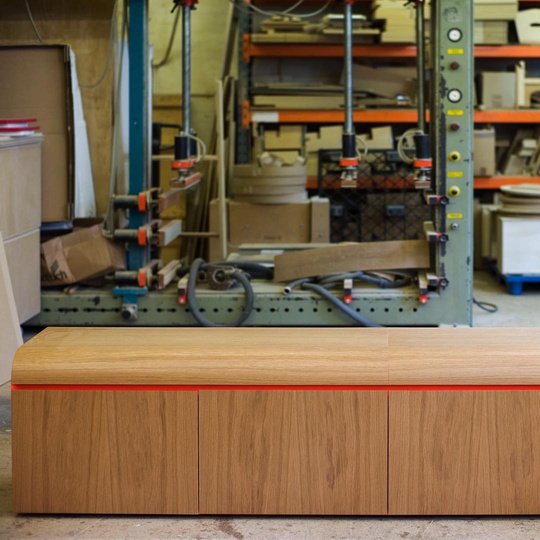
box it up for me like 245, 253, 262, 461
448, 89, 462, 103
448, 28, 463, 42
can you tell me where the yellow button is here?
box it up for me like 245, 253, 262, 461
448, 186, 461, 197
449, 151, 461, 162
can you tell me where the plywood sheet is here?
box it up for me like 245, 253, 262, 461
389, 391, 540, 514
4, 230, 41, 324
0, 137, 42, 238
12, 390, 198, 514
0, 233, 23, 385
199, 390, 387, 514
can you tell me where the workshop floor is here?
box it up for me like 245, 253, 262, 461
1, 271, 539, 540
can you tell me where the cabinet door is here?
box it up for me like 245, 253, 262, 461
12, 390, 198, 514
199, 390, 387, 515
389, 391, 540, 515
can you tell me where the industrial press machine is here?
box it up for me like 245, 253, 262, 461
28, 0, 474, 327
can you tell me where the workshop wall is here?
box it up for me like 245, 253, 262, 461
0, 0, 230, 217
0, 0, 115, 216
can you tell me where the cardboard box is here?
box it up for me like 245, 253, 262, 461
474, 128, 496, 177
264, 125, 304, 151
347, 64, 416, 100
479, 72, 516, 109
4, 230, 40, 323
497, 216, 540, 274
208, 198, 330, 262
41, 224, 125, 286
0, 46, 74, 222
0, 135, 42, 239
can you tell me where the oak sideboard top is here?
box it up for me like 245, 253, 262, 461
11, 327, 540, 386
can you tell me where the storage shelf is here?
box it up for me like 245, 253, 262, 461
306, 177, 540, 190
245, 43, 540, 60
250, 109, 540, 124
474, 176, 540, 189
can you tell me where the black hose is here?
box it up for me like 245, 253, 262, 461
187, 258, 255, 327
177, 260, 273, 280
319, 271, 411, 289
301, 282, 381, 327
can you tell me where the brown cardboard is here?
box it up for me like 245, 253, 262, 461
229, 201, 311, 245
0, 46, 73, 222
479, 72, 516, 109
0, 136, 42, 239
264, 125, 304, 151
4, 229, 40, 323
208, 199, 330, 261
474, 128, 496, 177
41, 225, 125, 286
348, 64, 416, 100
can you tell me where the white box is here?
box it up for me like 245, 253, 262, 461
497, 216, 540, 274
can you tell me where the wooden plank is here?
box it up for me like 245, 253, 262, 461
0, 232, 23, 385
274, 240, 430, 282
157, 259, 180, 290
389, 391, 540, 515
215, 80, 228, 261
158, 219, 182, 247
158, 189, 182, 214
388, 327, 540, 385
12, 390, 198, 514
199, 390, 387, 515
12, 327, 389, 386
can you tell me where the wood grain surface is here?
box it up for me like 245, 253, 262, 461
12, 327, 389, 385
389, 391, 540, 515
12, 390, 198, 514
199, 390, 388, 515
13, 327, 540, 386
388, 327, 540, 385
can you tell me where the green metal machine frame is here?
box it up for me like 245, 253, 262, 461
28, 0, 473, 327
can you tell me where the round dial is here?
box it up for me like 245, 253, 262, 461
448, 28, 463, 42
448, 89, 462, 103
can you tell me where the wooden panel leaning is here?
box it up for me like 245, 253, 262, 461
12, 390, 198, 515
199, 390, 388, 515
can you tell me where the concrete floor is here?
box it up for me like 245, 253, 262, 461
1, 271, 540, 539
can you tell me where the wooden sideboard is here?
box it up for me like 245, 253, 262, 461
11, 327, 540, 515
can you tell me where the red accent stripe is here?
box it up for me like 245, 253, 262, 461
10, 384, 540, 392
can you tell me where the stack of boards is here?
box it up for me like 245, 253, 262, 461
499, 183, 540, 214
231, 164, 308, 204
474, 0, 517, 44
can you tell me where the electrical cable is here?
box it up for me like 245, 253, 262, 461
397, 127, 423, 165
473, 298, 499, 313
178, 261, 274, 281
228, 0, 334, 20
24, 0, 44, 43
186, 258, 255, 327
153, 7, 181, 68
301, 282, 381, 327
79, 0, 120, 89
183, 131, 207, 162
